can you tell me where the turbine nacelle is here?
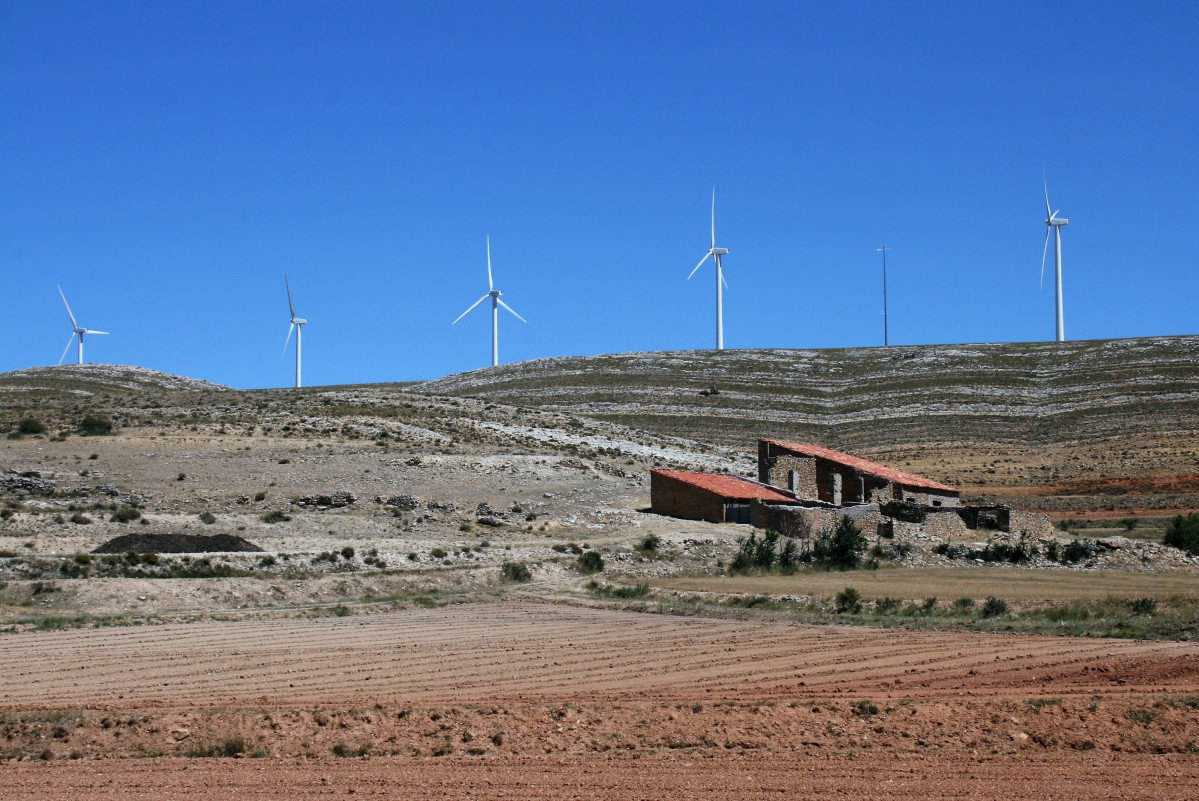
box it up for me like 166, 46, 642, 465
291, 317, 308, 325
711, 247, 730, 256
1046, 216, 1069, 226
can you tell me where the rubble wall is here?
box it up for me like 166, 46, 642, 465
1006, 510, 1056, 538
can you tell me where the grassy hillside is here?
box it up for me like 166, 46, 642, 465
415, 336, 1199, 491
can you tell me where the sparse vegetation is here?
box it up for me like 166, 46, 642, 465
261, 510, 291, 524
835, 587, 862, 614
1163, 513, 1199, 556
501, 561, 532, 582
577, 550, 604, 574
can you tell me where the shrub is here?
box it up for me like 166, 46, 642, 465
198, 511, 216, 525
729, 529, 780, 573
78, 415, 114, 436
501, 562, 531, 582
577, 551, 604, 574
261, 510, 291, 524
835, 587, 861, 614
1130, 597, 1156, 616
922, 596, 938, 613
277, 458, 290, 465
850, 700, 879, 718
341, 546, 355, 560
1164, 513, 1199, 556
1120, 517, 1138, 532
430, 547, 447, 559
254, 491, 267, 502
332, 605, 351, 617
176, 473, 186, 481
69, 512, 92, 525
17, 418, 46, 435
1045, 540, 1060, 561
953, 597, 974, 613
639, 534, 661, 552
110, 507, 141, 523
810, 517, 867, 570
981, 596, 1008, 618
1059, 538, 1100, 564
875, 597, 901, 615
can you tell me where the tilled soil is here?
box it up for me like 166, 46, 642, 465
5, 752, 1199, 800
1, 602, 1198, 801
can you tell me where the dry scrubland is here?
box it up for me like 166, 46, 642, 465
2, 340, 1199, 799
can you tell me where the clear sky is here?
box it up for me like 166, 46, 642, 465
3, 1, 1197, 388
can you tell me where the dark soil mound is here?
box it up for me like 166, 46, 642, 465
92, 533, 263, 554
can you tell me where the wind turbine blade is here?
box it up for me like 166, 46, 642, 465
486, 236, 493, 292
58, 333, 76, 365
83, 330, 108, 335
285, 275, 295, 318
57, 285, 78, 329
497, 298, 527, 323
1044, 175, 1052, 219
452, 294, 490, 325
282, 322, 295, 359
710, 187, 716, 249
687, 252, 711, 280
721, 270, 729, 289
1040, 227, 1051, 288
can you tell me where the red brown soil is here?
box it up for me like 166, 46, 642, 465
983, 474, 1199, 499
2, 602, 1198, 799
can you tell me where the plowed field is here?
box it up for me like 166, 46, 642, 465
3, 602, 1198, 799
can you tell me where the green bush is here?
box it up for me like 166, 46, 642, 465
69, 512, 92, 525
639, 534, 661, 552
17, 418, 46, 435
953, 597, 974, 613
501, 561, 532, 582
198, 511, 216, 525
577, 551, 604, 574
981, 596, 1008, 618
1164, 513, 1199, 556
110, 507, 141, 523
341, 546, 355, 560
1059, 539, 1100, 564
261, 510, 291, 524
1130, 597, 1156, 616
810, 517, 867, 570
875, 597, 901, 614
78, 415, 114, 436
835, 586, 861, 614
730, 530, 780, 573
430, 547, 447, 559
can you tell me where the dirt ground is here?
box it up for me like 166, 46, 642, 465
2, 603, 1198, 799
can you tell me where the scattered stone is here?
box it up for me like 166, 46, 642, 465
293, 491, 356, 509
405, 456, 423, 467
380, 494, 420, 510
93, 533, 263, 554
0, 474, 57, 495
96, 484, 120, 496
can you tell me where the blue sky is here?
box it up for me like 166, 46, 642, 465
3, 1, 1197, 388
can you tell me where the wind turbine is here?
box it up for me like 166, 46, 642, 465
687, 188, 730, 349
56, 285, 107, 365
452, 236, 526, 367
1040, 177, 1069, 342
282, 276, 307, 388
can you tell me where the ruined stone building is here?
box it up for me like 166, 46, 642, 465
757, 439, 960, 508
650, 439, 1052, 540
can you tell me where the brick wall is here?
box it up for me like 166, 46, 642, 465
650, 471, 725, 523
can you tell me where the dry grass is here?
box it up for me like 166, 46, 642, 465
651, 567, 1199, 602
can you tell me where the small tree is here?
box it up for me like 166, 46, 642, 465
1164, 513, 1199, 556
17, 418, 46, 435
578, 551, 604, 574
811, 516, 868, 570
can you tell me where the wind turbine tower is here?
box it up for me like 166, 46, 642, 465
687, 188, 730, 349
1041, 178, 1069, 342
452, 237, 526, 367
282, 276, 307, 388
56, 285, 108, 365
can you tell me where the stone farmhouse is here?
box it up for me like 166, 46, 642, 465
650, 439, 1052, 541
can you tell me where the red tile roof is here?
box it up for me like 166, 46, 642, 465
760, 439, 958, 493
652, 469, 796, 502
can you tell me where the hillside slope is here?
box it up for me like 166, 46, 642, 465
416, 336, 1199, 489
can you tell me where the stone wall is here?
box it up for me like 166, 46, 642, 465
923, 510, 971, 541
749, 503, 881, 540
1007, 510, 1056, 538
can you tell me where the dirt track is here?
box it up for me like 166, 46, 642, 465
2, 603, 1199, 798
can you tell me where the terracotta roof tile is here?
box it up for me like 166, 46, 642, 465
652, 469, 796, 502
760, 439, 958, 493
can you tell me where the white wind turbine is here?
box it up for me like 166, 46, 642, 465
1040, 176, 1069, 342
281, 276, 307, 388
687, 188, 730, 349
56, 285, 108, 365
452, 236, 526, 368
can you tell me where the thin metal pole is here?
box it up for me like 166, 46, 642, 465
877, 245, 889, 347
